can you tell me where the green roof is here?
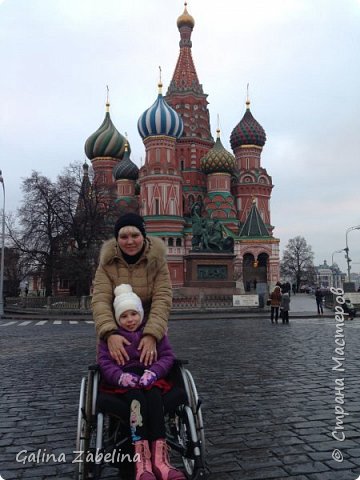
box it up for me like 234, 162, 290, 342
239, 203, 270, 237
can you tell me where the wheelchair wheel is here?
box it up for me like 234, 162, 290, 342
75, 376, 90, 480
75, 368, 101, 480
177, 405, 206, 479
183, 368, 206, 461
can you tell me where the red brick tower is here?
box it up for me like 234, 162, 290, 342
166, 3, 214, 217
230, 98, 274, 233
137, 82, 185, 285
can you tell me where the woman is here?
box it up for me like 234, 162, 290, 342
270, 285, 282, 324
92, 212, 172, 366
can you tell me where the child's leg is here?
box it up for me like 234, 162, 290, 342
122, 390, 155, 480
144, 387, 166, 441
123, 390, 148, 442
145, 388, 186, 480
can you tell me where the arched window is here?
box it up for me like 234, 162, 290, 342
176, 238, 182, 247
168, 238, 174, 247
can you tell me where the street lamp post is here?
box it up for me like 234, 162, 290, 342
331, 249, 345, 289
0, 170, 5, 317
345, 225, 360, 282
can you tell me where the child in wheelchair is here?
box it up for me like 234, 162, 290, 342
97, 283, 185, 480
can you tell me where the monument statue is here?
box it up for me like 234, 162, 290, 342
190, 203, 234, 252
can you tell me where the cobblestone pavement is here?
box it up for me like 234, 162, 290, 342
1, 314, 360, 480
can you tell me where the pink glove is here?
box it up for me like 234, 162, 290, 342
118, 372, 140, 388
139, 370, 157, 387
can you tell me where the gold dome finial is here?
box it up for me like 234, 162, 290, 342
158, 66, 163, 94
124, 132, 129, 152
106, 85, 110, 112
216, 114, 221, 138
246, 83, 251, 109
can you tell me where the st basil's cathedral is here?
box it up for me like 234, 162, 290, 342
84, 3, 280, 292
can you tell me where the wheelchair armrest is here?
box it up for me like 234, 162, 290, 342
174, 358, 189, 366
88, 364, 100, 372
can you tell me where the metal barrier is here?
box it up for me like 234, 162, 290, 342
5, 296, 91, 310
6, 294, 239, 312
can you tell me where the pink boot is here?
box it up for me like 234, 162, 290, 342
134, 440, 156, 480
151, 438, 186, 480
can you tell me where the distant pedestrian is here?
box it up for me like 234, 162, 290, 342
315, 287, 323, 315
270, 285, 282, 324
280, 292, 290, 323
282, 281, 291, 297
292, 284, 296, 295
343, 299, 356, 320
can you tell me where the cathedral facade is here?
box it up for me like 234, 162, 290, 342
84, 4, 280, 292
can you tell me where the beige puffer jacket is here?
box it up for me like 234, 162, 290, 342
92, 236, 172, 341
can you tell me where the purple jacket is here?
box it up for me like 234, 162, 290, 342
98, 324, 175, 388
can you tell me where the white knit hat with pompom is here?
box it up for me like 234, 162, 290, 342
113, 284, 144, 322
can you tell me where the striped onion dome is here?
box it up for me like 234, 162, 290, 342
177, 2, 195, 29
85, 102, 128, 160
113, 144, 139, 181
137, 83, 184, 139
201, 129, 235, 174
230, 100, 266, 150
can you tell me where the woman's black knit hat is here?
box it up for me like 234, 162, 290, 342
114, 213, 146, 239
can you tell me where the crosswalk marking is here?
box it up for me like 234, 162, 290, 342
0, 319, 94, 327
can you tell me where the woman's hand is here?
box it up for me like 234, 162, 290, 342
107, 334, 131, 366
138, 334, 157, 366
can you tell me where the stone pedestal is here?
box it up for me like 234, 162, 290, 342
184, 252, 236, 288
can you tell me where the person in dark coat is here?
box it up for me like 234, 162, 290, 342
315, 287, 324, 315
280, 292, 290, 323
98, 284, 185, 480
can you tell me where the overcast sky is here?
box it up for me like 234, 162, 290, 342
1, 0, 360, 274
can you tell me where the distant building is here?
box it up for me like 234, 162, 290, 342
315, 260, 345, 289
83, 5, 280, 291
350, 272, 360, 290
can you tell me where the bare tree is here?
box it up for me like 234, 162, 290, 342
281, 236, 315, 291
54, 162, 120, 295
8, 164, 121, 297
8, 172, 63, 296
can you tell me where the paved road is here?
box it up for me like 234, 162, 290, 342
1, 313, 360, 480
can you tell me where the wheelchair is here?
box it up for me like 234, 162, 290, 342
75, 359, 206, 480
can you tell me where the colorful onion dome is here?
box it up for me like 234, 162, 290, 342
230, 100, 266, 150
85, 102, 128, 160
201, 129, 235, 174
177, 2, 195, 29
113, 144, 139, 181
137, 83, 184, 139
